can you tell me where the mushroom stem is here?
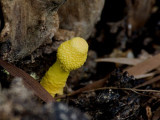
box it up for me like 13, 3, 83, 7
40, 59, 69, 97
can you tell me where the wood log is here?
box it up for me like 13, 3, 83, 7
58, 0, 105, 39
0, 0, 105, 61
0, 0, 65, 61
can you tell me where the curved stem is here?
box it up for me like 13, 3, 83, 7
40, 59, 69, 97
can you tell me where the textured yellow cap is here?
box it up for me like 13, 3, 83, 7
57, 37, 88, 72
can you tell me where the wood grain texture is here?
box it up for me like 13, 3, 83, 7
0, 0, 64, 61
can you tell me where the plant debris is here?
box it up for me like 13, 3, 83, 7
1, 0, 160, 120
68, 69, 142, 120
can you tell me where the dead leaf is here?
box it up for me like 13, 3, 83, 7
0, 59, 54, 102
134, 72, 155, 79
96, 57, 143, 65
55, 76, 108, 100
125, 53, 160, 76
134, 75, 160, 89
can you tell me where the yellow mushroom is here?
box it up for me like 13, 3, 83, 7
40, 37, 88, 97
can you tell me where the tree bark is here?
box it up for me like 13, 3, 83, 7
0, 0, 105, 62
0, 0, 65, 61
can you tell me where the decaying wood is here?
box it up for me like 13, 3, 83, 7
126, 0, 156, 36
0, 0, 105, 61
0, 0, 64, 61
58, 0, 105, 39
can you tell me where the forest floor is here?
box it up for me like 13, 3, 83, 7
1, 0, 160, 120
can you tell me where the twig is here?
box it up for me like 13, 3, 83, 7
55, 86, 160, 100
84, 86, 160, 93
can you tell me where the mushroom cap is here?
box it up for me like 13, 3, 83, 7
57, 37, 88, 72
